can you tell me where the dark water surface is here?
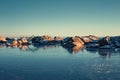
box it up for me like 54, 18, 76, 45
0, 45, 120, 80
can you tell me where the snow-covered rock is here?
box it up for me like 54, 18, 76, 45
73, 36, 84, 45
62, 37, 74, 47
81, 35, 99, 44
0, 36, 6, 42
99, 36, 110, 47
82, 37, 92, 43
43, 35, 53, 41
54, 36, 63, 41
6, 38, 17, 46
62, 36, 84, 48
21, 37, 28, 44
89, 35, 99, 40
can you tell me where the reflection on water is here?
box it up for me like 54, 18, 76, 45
62, 46, 85, 54
1, 43, 120, 56
0, 43, 120, 80
86, 48, 120, 58
1, 43, 120, 57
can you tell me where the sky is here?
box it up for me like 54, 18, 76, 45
0, 0, 120, 37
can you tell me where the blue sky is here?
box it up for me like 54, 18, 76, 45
0, 0, 120, 37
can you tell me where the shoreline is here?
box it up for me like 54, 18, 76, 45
0, 35, 120, 49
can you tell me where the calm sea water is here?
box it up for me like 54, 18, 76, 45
0, 44, 120, 80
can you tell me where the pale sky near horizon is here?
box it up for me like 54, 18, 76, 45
0, 0, 120, 37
